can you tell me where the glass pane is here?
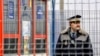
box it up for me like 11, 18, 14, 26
36, 39, 46, 53
4, 0, 18, 34
4, 38, 18, 54
36, 1, 46, 34
21, 21, 32, 54
21, 0, 33, 54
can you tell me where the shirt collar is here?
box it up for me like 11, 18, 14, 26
70, 31, 77, 37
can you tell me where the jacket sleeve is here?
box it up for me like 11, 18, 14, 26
55, 34, 62, 56
84, 36, 93, 56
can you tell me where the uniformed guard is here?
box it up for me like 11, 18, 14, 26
55, 15, 93, 56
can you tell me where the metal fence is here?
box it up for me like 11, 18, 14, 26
50, 0, 100, 56
1, 0, 100, 56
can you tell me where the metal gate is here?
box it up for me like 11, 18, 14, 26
0, 0, 48, 56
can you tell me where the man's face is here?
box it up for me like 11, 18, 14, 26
70, 20, 80, 31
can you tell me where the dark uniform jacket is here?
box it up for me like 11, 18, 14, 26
55, 27, 93, 56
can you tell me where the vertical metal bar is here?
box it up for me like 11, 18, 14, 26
29, 0, 32, 8
60, 0, 64, 30
45, 0, 48, 56
60, 1, 64, 56
18, 0, 21, 56
51, 0, 55, 56
32, 0, 36, 56
0, 0, 3, 56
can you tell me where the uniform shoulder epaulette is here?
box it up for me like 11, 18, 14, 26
60, 28, 69, 34
79, 29, 89, 36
